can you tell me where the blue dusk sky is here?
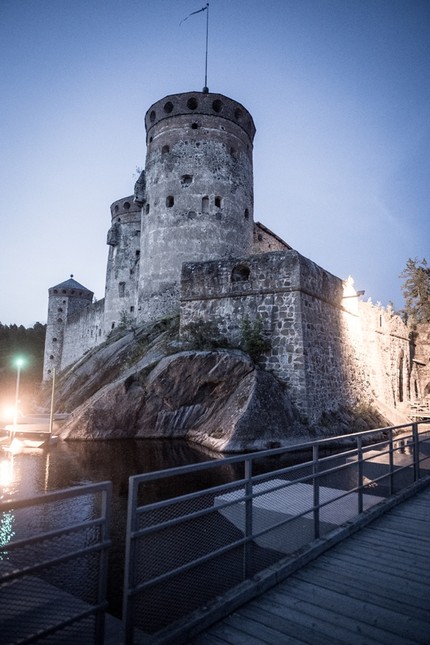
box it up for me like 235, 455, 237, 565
0, 0, 429, 326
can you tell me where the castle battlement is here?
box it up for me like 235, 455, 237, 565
145, 92, 256, 145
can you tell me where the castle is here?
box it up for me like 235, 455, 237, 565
43, 90, 428, 425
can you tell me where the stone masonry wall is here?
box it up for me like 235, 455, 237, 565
413, 323, 430, 400
252, 222, 291, 254
180, 250, 373, 423
60, 299, 105, 371
357, 301, 412, 409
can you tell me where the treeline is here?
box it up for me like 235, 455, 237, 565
0, 322, 46, 414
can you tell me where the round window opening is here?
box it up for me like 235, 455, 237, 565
164, 101, 173, 113
187, 97, 198, 110
149, 110, 156, 122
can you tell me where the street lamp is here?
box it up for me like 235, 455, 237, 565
12, 357, 25, 436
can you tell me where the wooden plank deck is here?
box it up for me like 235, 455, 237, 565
191, 485, 430, 644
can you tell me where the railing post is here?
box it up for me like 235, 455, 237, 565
95, 484, 111, 644
313, 444, 320, 539
412, 422, 420, 482
123, 477, 139, 645
388, 428, 394, 496
244, 459, 253, 580
357, 436, 363, 514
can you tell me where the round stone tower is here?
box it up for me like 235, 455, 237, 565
43, 276, 93, 380
104, 195, 141, 334
137, 90, 256, 322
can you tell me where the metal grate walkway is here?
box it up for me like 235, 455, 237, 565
192, 484, 430, 644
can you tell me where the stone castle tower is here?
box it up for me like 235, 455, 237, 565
136, 91, 256, 322
43, 277, 93, 380
44, 90, 259, 374
104, 196, 141, 334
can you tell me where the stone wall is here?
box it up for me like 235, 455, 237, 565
181, 250, 419, 424
414, 323, 430, 399
357, 301, 412, 409
252, 222, 291, 254
60, 299, 105, 371
180, 250, 374, 423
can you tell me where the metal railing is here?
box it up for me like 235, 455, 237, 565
123, 421, 430, 643
0, 481, 112, 644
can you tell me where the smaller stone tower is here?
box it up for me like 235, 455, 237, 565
104, 196, 141, 334
43, 276, 93, 380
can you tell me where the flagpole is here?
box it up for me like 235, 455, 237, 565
180, 4, 210, 93
203, 3, 209, 93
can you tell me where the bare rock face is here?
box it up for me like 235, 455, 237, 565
60, 350, 303, 452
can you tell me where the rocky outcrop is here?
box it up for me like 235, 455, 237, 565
48, 318, 393, 453
59, 349, 306, 452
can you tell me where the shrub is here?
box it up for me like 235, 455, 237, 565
240, 317, 271, 362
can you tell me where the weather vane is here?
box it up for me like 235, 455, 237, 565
180, 3, 210, 93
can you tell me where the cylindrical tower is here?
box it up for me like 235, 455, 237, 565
104, 196, 141, 334
43, 276, 93, 380
137, 91, 256, 322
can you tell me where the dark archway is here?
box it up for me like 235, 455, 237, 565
231, 264, 250, 282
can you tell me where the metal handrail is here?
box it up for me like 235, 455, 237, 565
0, 481, 112, 644
123, 420, 430, 643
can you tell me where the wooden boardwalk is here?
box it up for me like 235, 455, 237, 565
191, 484, 430, 644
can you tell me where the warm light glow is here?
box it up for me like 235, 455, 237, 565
1, 406, 15, 422
342, 275, 359, 315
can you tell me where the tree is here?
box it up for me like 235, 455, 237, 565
400, 258, 430, 323
0, 322, 47, 409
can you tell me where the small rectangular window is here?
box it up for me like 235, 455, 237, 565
119, 282, 125, 297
